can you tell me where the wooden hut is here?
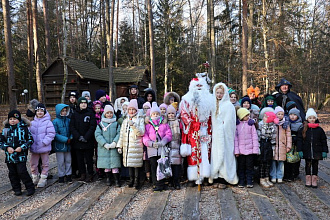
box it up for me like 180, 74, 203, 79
42, 57, 149, 105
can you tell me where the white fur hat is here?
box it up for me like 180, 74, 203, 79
305, 108, 317, 120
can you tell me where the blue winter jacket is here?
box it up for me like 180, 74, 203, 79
52, 104, 71, 152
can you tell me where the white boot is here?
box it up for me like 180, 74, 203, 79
32, 174, 39, 185
37, 174, 47, 188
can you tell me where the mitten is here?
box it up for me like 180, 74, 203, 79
110, 142, 116, 148
79, 136, 84, 142
322, 152, 327, 159
104, 143, 111, 150
282, 120, 289, 129
248, 118, 255, 126
117, 148, 122, 154
128, 120, 134, 126
298, 151, 303, 159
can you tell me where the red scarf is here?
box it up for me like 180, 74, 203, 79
308, 123, 319, 128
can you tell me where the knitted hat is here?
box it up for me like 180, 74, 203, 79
143, 102, 151, 109
167, 105, 176, 114
35, 103, 47, 114
241, 96, 251, 107
8, 110, 21, 121
265, 111, 276, 123
285, 101, 297, 112
171, 102, 178, 110
274, 106, 284, 115
69, 91, 78, 98
289, 108, 300, 116
122, 101, 129, 107
237, 108, 250, 120
78, 97, 88, 105
93, 100, 102, 108
127, 99, 138, 111
104, 105, 114, 114
95, 90, 106, 101
259, 107, 275, 120
150, 102, 161, 115
82, 91, 91, 98
306, 108, 317, 120
159, 103, 168, 110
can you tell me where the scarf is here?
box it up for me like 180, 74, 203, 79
277, 117, 285, 126
289, 119, 303, 132
308, 123, 319, 128
100, 118, 116, 131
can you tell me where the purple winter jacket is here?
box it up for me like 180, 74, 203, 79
234, 121, 259, 155
143, 118, 172, 158
30, 112, 56, 154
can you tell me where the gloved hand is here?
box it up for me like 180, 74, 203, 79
282, 120, 289, 129
298, 151, 303, 159
81, 137, 87, 142
322, 152, 327, 159
117, 148, 122, 154
128, 120, 134, 126
248, 118, 255, 126
110, 142, 116, 148
236, 118, 240, 125
79, 136, 84, 142
104, 143, 111, 150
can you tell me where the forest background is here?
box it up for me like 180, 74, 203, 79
0, 0, 329, 110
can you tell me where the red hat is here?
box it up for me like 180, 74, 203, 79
265, 111, 276, 123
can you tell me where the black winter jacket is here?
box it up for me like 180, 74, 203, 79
69, 108, 97, 150
297, 126, 328, 160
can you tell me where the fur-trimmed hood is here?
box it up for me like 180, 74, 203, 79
114, 97, 129, 112
213, 82, 230, 104
144, 89, 156, 104
164, 92, 180, 105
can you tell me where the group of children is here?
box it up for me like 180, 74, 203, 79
0, 84, 328, 196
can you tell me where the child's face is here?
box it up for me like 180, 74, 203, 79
36, 109, 45, 118
168, 112, 175, 119
147, 94, 153, 102
242, 101, 250, 109
248, 92, 255, 100
267, 99, 274, 106
160, 107, 166, 115
242, 114, 250, 121
263, 114, 268, 123
307, 116, 316, 123
276, 111, 284, 120
99, 96, 106, 103
289, 114, 298, 121
143, 106, 150, 114
84, 95, 90, 100
128, 108, 137, 116
151, 112, 160, 118
216, 88, 224, 100
122, 105, 128, 113
121, 99, 125, 104
230, 94, 237, 103
60, 108, 67, 116
69, 96, 76, 104
80, 102, 87, 110
94, 105, 101, 113
105, 111, 113, 119
169, 97, 175, 104
9, 117, 19, 125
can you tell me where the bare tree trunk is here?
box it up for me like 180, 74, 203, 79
100, 0, 104, 68
32, 0, 44, 102
247, 0, 253, 68
242, 0, 248, 96
61, 0, 68, 103
132, 0, 136, 64
43, 0, 51, 66
115, 0, 119, 67
262, 0, 269, 93
2, 0, 17, 110
148, 0, 157, 97
56, 0, 61, 56
27, 0, 34, 101
106, 0, 115, 102
144, 0, 148, 63
210, 0, 216, 84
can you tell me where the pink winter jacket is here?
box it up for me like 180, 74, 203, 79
234, 121, 259, 155
143, 118, 172, 158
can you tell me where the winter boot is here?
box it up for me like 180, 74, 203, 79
305, 175, 312, 187
133, 176, 140, 189
260, 178, 270, 188
58, 176, 65, 184
311, 175, 318, 188
37, 174, 48, 188
66, 175, 73, 183
78, 173, 86, 182
106, 172, 112, 186
85, 174, 94, 183
32, 174, 39, 185
266, 178, 274, 187
114, 173, 121, 187
26, 187, 35, 196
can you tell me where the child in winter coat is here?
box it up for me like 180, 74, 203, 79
257, 111, 277, 188
95, 105, 121, 187
70, 97, 97, 182
297, 108, 328, 188
117, 99, 145, 189
52, 104, 72, 184
271, 107, 292, 183
166, 105, 182, 189
159, 103, 167, 117
143, 102, 172, 192
0, 110, 35, 196
117, 101, 129, 125
235, 108, 259, 188
284, 108, 303, 181
93, 100, 104, 180
30, 103, 56, 188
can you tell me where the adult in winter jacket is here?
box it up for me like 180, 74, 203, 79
0, 110, 35, 196
144, 88, 156, 106
70, 97, 97, 182
52, 104, 72, 183
95, 105, 121, 186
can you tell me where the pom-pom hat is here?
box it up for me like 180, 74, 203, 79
265, 111, 276, 123
237, 108, 250, 120
150, 102, 161, 115
8, 110, 21, 121
127, 99, 138, 111
305, 108, 317, 120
